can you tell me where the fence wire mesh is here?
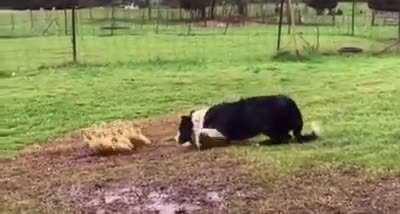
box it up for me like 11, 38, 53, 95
1, 2, 400, 74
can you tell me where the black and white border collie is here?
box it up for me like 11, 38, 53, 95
175, 95, 318, 149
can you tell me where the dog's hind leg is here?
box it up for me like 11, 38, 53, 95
293, 127, 318, 143
272, 134, 291, 144
264, 131, 291, 145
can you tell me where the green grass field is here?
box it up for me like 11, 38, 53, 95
2, 5, 400, 212
1, 6, 400, 175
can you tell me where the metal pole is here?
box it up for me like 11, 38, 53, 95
71, 7, 77, 63
10, 14, 15, 32
155, 0, 160, 34
111, 5, 116, 36
287, 0, 292, 34
371, 10, 376, 26
64, 9, 68, 35
147, 0, 152, 20
398, 11, 400, 40
30, 10, 34, 29
351, 0, 356, 36
277, 0, 285, 51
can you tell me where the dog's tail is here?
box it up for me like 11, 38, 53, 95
294, 121, 321, 143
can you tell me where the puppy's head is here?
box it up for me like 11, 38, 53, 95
175, 114, 194, 147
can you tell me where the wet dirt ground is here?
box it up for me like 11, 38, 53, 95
1, 117, 400, 213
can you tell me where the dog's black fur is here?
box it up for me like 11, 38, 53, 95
177, 95, 318, 146
178, 115, 194, 144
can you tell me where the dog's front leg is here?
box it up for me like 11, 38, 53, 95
193, 129, 202, 150
193, 129, 227, 150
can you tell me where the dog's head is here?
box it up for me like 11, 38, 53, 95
175, 114, 194, 147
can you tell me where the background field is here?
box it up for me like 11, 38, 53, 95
1, 2, 400, 213
1, 2, 400, 167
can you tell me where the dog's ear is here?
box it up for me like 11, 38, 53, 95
190, 110, 195, 116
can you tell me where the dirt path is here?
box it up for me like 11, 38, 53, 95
1, 117, 400, 213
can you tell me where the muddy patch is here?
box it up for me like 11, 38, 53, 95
61, 145, 267, 213
68, 184, 231, 213
0, 116, 267, 213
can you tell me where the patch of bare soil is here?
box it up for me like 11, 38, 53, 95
261, 169, 400, 214
1, 116, 400, 213
0, 116, 266, 213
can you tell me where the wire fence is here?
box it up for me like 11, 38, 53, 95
0, 2, 399, 73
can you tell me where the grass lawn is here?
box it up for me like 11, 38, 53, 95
1, 23, 400, 175
2, 7, 400, 211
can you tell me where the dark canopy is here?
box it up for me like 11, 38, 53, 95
368, 0, 400, 12
304, 0, 338, 12
0, 0, 116, 10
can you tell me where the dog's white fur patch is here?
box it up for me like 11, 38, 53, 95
181, 142, 192, 147
200, 128, 225, 139
191, 109, 228, 149
175, 108, 227, 149
191, 108, 209, 149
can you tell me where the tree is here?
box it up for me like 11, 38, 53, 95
177, 0, 216, 20
235, 0, 248, 16
304, 0, 338, 15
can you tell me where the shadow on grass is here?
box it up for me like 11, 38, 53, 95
0, 70, 12, 79
272, 51, 314, 62
195, 138, 312, 151
272, 48, 395, 62
0, 34, 41, 39
37, 57, 207, 71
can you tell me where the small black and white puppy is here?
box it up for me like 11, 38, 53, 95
175, 95, 319, 149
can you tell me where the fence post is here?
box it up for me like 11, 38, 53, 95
351, 0, 356, 36
155, 1, 161, 34
147, 0, 152, 20
11, 14, 15, 32
287, 0, 292, 34
111, 5, 116, 36
71, 7, 78, 63
224, 5, 233, 35
30, 10, 34, 29
398, 12, 400, 40
141, 9, 145, 29
277, 0, 285, 51
64, 9, 68, 35
89, 8, 94, 20
371, 10, 376, 26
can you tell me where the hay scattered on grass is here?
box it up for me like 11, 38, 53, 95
82, 121, 151, 156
